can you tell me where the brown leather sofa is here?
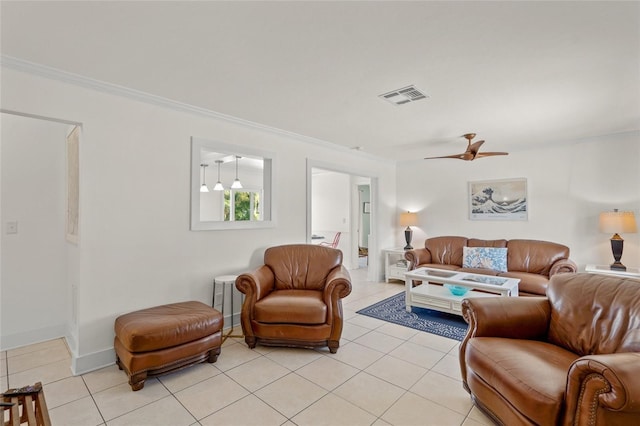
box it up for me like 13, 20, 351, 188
404, 236, 577, 296
460, 273, 640, 425
235, 244, 352, 353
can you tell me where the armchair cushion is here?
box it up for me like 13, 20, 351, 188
266, 245, 342, 291
465, 338, 579, 426
254, 290, 326, 324
547, 273, 640, 355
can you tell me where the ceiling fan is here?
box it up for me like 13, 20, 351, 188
424, 133, 509, 161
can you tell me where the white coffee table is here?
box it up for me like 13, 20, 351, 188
404, 267, 520, 316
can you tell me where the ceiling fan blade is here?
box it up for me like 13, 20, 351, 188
475, 152, 509, 158
468, 140, 485, 155
424, 153, 468, 160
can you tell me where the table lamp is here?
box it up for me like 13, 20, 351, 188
400, 211, 418, 250
599, 209, 637, 271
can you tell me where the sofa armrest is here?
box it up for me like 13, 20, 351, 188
404, 248, 431, 270
565, 353, 640, 425
549, 258, 578, 276
461, 297, 551, 340
235, 265, 275, 302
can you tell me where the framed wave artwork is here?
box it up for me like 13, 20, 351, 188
468, 178, 528, 221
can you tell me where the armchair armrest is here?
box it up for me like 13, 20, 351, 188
323, 265, 352, 338
324, 265, 352, 300
404, 248, 431, 270
235, 265, 275, 302
549, 258, 578, 276
565, 353, 640, 425
235, 266, 275, 341
460, 296, 551, 390
461, 296, 551, 340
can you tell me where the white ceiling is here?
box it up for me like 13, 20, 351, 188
2, 1, 639, 161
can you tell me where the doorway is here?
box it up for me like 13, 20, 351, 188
0, 112, 78, 351
306, 160, 378, 282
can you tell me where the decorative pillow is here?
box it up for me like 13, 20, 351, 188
463, 247, 508, 272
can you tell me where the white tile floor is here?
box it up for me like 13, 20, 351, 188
2, 268, 494, 426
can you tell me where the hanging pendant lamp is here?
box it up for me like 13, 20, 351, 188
200, 164, 209, 192
231, 156, 243, 189
213, 160, 224, 191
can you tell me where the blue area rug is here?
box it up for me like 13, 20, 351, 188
356, 292, 468, 341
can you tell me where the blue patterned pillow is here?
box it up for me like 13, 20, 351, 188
462, 247, 508, 272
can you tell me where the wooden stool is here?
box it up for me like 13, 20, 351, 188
114, 301, 223, 391
1, 382, 51, 426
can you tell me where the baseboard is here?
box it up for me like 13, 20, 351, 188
71, 347, 116, 376
0, 323, 67, 351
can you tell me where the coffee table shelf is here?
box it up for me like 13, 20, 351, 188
404, 267, 520, 316
410, 284, 497, 315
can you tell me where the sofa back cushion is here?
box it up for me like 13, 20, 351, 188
547, 273, 640, 355
425, 236, 467, 266
467, 238, 507, 248
506, 239, 569, 275
265, 244, 342, 291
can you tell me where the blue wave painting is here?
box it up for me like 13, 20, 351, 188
470, 179, 527, 220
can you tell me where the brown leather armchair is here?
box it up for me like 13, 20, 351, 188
235, 244, 352, 353
460, 273, 640, 425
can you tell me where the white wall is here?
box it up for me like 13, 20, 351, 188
0, 114, 70, 348
311, 170, 351, 265
0, 65, 397, 373
396, 131, 640, 270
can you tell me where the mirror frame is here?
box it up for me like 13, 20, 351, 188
190, 137, 276, 230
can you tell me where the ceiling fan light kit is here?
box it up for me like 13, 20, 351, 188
424, 133, 509, 161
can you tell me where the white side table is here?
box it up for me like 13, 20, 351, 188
383, 247, 408, 283
213, 275, 244, 341
585, 264, 640, 280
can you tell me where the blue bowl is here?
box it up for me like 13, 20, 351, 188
445, 284, 470, 296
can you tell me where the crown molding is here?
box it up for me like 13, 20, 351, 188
1, 55, 385, 162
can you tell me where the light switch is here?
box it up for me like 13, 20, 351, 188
6, 221, 18, 234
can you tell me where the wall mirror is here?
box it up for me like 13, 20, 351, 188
190, 137, 275, 230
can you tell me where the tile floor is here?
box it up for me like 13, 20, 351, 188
1, 267, 494, 426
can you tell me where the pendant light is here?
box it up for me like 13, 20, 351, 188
213, 160, 224, 191
200, 164, 209, 192
231, 156, 243, 189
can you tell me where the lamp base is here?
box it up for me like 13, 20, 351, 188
610, 262, 627, 271
609, 235, 626, 271
404, 227, 413, 250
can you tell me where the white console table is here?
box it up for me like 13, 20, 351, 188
585, 264, 640, 280
383, 247, 408, 282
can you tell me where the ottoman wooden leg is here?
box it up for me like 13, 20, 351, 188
208, 347, 221, 363
129, 371, 147, 391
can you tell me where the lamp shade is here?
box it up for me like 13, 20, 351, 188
599, 210, 638, 234
400, 212, 418, 227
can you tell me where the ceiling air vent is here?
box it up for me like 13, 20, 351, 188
379, 85, 428, 105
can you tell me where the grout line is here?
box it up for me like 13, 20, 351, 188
82, 374, 107, 425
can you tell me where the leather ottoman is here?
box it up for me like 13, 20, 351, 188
114, 301, 223, 391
